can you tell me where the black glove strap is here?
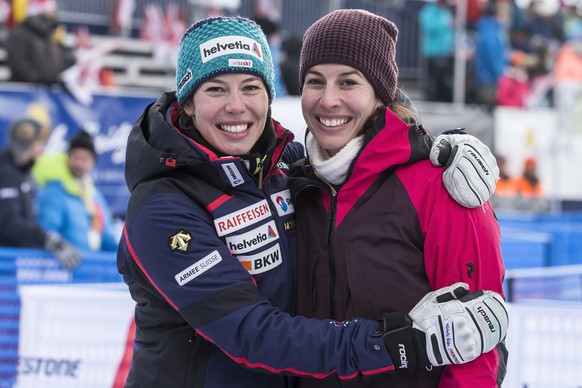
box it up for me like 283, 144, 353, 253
381, 312, 430, 370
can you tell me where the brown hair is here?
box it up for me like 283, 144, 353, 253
360, 88, 419, 144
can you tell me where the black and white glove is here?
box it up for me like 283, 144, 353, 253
44, 231, 83, 269
382, 282, 508, 370
429, 130, 500, 208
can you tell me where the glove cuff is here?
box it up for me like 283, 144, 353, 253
381, 312, 429, 370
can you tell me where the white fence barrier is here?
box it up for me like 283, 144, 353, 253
14, 283, 582, 388
505, 301, 582, 388
17, 283, 134, 388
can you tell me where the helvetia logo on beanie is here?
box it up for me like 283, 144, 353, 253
200, 35, 264, 63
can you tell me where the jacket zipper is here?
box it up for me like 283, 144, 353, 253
323, 185, 338, 320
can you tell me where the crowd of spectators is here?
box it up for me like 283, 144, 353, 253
0, 0, 579, 266
419, 0, 582, 108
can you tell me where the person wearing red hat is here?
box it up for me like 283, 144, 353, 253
291, 9, 507, 388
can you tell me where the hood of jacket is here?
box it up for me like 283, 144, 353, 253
125, 92, 227, 193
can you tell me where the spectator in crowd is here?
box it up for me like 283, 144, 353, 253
418, 0, 455, 102
491, 154, 520, 209
4, 0, 75, 84
466, 0, 483, 30
32, 130, 119, 252
116, 16, 507, 387
475, 2, 510, 108
551, 0, 570, 43
524, 0, 558, 44
291, 9, 507, 387
253, 15, 288, 97
0, 117, 81, 269
494, 155, 515, 197
554, 38, 582, 81
563, 4, 582, 41
280, 34, 303, 95
513, 157, 544, 198
507, 0, 528, 51
497, 50, 532, 107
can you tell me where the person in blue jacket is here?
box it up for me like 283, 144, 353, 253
475, 2, 510, 107
116, 16, 507, 387
418, 0, 455, 102
33, 130, 119, 252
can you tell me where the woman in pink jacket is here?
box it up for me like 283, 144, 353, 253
291, 9, 507, 388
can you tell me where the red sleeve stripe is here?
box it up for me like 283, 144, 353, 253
195, 329, 394, 380
123, 225, 179, 311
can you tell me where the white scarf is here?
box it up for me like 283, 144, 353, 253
306, 132, 364, 185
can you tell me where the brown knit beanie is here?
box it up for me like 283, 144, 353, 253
299, 9, 399, 104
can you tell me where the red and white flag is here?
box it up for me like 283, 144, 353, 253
141, 3, 185, 63
62, 26, 121, 105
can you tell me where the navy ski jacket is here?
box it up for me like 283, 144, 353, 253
117, 92, 397, 387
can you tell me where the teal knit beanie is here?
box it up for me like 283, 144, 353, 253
176, 16, 275, 106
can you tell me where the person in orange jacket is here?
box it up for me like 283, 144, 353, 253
512, 157, 544, 198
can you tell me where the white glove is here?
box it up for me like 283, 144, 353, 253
382, 282, 508, 369
430, 132, 500, 208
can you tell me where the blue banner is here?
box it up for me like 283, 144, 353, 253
0, 84, 159, 217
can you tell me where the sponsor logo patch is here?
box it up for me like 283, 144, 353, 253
238, 243, 282, 275
276, 161, 289, 172
283, 219, 295, 232
225, 220, 278, 254
175, 250, 222, 286
0, 187, 19, 199
200, 36, 264, 64
169, 229, 192, 253
177, 69, 192, 93
222, 162, 244, 187
214, 200, 271, 236
228, 58, 253, 68
270, 189, 295, 217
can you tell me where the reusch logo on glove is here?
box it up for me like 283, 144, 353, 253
467, 148, 490, 175
477, 306, 496, 332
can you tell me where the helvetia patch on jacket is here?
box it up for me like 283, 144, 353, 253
214, 200, 271, 236
169, 229, 192, 253
225, 220, 279, 254
270, 189, 295, 217
237, 243, 282, 275
175, 250, 223, 286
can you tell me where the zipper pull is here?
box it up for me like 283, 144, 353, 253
324, 193, 336, 247
257, 160, 264, 190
